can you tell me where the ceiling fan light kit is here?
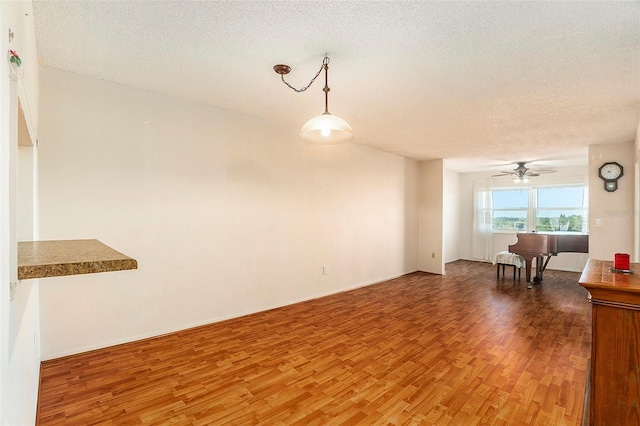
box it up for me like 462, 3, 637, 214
274, 55, 354, 144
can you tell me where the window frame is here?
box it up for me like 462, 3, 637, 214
533, 184, 588, 234
490, 184, 588, 234
491, 188, 531, 232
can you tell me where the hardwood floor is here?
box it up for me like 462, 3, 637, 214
37, 260, 592, 425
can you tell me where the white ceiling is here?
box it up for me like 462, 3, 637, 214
32, 1, 640, 171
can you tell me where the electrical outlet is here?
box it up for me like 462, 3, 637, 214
322, 266, 328, 275
595, 218, 601, 227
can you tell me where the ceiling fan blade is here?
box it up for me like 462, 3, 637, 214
490, 161, 557, 179
529, 169, 557, 174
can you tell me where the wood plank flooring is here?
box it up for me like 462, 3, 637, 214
37, 260, 592, 425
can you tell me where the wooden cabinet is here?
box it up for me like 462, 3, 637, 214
579, 259, 640, 426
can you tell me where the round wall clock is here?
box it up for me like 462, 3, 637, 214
598, 161, 623, 192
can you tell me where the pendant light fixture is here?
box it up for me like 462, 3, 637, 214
274, 55, 354, 144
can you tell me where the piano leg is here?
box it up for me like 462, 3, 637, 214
535, 256, 543, 280
522, 256, 543, 289
532, 255, 553, 284
529, 256, 545, 289
521, 255, 535, 287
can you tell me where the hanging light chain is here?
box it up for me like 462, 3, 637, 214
280, 56, 330, 93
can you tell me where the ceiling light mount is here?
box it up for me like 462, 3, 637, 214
274, 55, 354, 144
273, 64, 291, 75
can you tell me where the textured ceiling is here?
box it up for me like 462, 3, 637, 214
32, 1, 640, 171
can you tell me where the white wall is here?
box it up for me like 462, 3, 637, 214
444, 168, 460, 263
0, 1, 40, 425
635, 124, 640, 262
589, 142, 635, 260
0, 6, 11, 421
37, 67, 420, 359
458, 165, 590, 272
418, 159, 444, 274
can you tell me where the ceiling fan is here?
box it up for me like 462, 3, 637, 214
491, 162, 557, 182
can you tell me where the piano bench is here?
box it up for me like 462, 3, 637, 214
493, 251, 525, 280
497, 263, 521, 280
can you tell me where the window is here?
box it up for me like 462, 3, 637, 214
491, 185, 588, 233
535, 186, 587, 233
492, 189, 529, 231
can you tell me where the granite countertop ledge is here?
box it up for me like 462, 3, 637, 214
18, 239, 138, 280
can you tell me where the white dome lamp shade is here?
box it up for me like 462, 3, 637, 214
274, 56, 354, 144
299, 112, 354, 144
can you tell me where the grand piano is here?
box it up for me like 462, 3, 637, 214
508, 233, 589, 287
